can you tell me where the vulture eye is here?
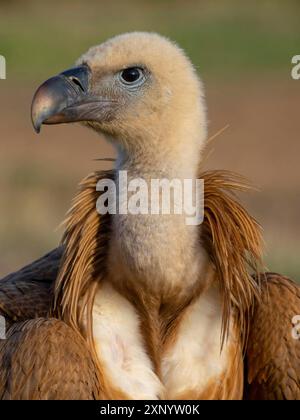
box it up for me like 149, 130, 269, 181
120, 67, 144, 85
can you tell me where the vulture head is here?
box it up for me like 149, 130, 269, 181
31, 32, 207, 161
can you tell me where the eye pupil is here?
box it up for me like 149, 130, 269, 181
121, 67, 142, 83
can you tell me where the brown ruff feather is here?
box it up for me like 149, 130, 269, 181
52, 169, 263, 381
52, 171, 114, 398
201, 170, 263, 348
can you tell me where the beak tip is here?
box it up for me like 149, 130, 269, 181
31, 115, 41, 133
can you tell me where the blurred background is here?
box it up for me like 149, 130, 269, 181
0, 0, 299, 279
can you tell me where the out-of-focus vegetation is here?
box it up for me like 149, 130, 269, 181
0, 0, 299, 280
0, 0, 300, 81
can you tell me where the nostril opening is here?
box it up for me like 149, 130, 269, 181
69, 76, 84, 92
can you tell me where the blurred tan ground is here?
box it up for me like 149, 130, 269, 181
0, 0, 299, 279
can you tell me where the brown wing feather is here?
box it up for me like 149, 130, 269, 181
0, 247, 63, 324
244, 272, 300, 400
0, 318, 101, 399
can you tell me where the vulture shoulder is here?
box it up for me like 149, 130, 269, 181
245, 272, 300, 400
0, 318, 100, 399
0, 247, 62, 325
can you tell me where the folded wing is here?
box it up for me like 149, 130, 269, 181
245, 273, 300, 400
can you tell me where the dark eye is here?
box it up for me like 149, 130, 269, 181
120, 67, 143, 84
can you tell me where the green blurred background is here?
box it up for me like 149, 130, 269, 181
0, 0, 299, 279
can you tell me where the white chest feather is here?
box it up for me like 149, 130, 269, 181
92, 282, 238, 399
161, 283, 235, 398
92, 283, 163, 399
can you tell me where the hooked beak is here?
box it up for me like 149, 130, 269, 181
31, 65, 90, 133
31, 65, 113, 133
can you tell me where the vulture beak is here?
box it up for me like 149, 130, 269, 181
31, 65, 93, 133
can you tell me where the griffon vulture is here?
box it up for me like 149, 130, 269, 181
0, 32, 299, 400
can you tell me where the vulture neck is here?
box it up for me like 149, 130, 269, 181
115, 135, 200, 180
107, 118, 211, 305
